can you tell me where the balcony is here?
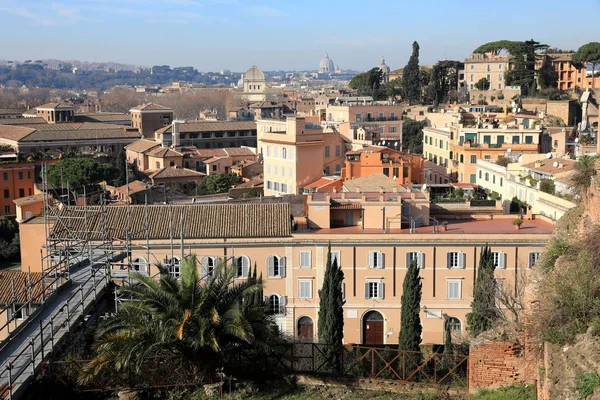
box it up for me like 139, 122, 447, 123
363, 116, 399, 122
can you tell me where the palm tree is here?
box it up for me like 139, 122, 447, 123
573, 155, 597, 195
80, 255, 280, 384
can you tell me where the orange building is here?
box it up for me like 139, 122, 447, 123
0, 163, 35, 216
548, 53, 600, 91
342, 146, 424, 185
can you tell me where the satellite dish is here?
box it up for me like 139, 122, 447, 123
507, 148, 512, 153
575, 138, 580, 143
553, 161, 559, 168
421, 184, 427, 191
546, 152, 552, 159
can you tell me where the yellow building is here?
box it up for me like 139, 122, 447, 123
463, 52, 510, 91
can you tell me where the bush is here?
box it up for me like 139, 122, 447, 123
539, 179, 556, 195
472, 384, 535, 400
575, 373, 600, 399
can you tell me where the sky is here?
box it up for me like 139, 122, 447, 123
0, 0, 598, 73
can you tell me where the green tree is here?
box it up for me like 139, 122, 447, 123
573, 42, 600, 89
402, 41, 422, 105
466, 245, 500, 337
424, 60, 464, 105
115, 149, 127, 187
443, 318, 452, 354
539, 179, 556, 195
45, 157, 116, 196
401, 118, 427, 154
475, 77, 490, 90
398, 259, 422, 353
572, 155, 597, 194
197, 173, 241, 195
538, 60, 559, 89
348, 68, 386, 99
0, 216, 20, 264
81, 256, 280, 383
504, 39, 549, 95
318, 245, 345, 371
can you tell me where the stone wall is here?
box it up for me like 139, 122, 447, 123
468, 340, 537, 393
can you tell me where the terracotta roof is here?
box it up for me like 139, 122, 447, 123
224, 148, 255, 156
52, 203, 291, 240
130, 103, 173, 111
146, 147, 182, 158
0, 271, 45, 304
149, 166, 205, 179
522, 159, 576, 175
304, 177, 341, 189
549, 53, 574, 62
125, 139, 161, 153
13, 193, 46, 206
234, 174, 264, 188
19, 128, 141, 142
22, 122, 122, 131
0, 125, 37, 141
330, 203, 362, 210
74, 113, 130, 123
203, 156, 224, 164
0, 108, 26, 115
116, 180, 149, 195
0, 117, 46, 125
346, 145, 392, 155
36, 102, 73, 110
156, 121, 256, 134
343, 173, 408, 193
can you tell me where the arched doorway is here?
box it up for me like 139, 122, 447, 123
362, 310, 384, 345
297, 316, 314, 341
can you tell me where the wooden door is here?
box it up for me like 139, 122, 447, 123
364, 320, 384, 345
298, 317, 314, 342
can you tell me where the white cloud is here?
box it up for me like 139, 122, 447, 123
246, 5, 288, 17
0, 7, 57, 26
51, 3, 95, 22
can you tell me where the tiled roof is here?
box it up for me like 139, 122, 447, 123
36, 102, 73, 109
0, 108, 26, 115
146, 147, 182, 158
343, 173, 408, 193
130, 103, 173, 111
116, 180, 149, 195
549, 53, 574, 62
224, 148, 255, 156
22, 122, 122, 131
234, 174, 264, 188
0, 117, 47, 125
346, 145, 391, 155
0, 271, 44, 304
203, 156, 224, 164
13, 193, 46, 206
74, 113, 130, 123
156, 121, 256, 134
0, 125, 37, 141
330, 203, 362, 210
304, 177, 340, 189
52, 203, 291, 240
125, 139, 161, 153
522, 159, 576, 175
19, 128, 141, 142
149, 166, 205, 179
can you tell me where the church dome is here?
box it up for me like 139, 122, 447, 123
319, 53, 335, 74
245, 66, 265, 81
379, 57, 390, 74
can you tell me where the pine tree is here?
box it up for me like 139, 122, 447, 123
399, 259, 422, 352
402, 41, 422, 105
466, 244, 500, 337
116, 148, 127, 187
318, 244, 345, 372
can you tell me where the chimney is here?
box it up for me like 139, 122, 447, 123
535, 160, 542, 168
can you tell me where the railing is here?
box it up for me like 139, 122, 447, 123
0, 267, 108, 400
470, 199, 496, 207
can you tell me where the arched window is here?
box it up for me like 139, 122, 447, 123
131, 257, 147, 273
297, 316, 314, 341
235, 255, 250, 278
166, 257, 180, 278
446, 317, 461, 332
201, 256, 219, 277
268, 294, 286, 314
267, 255, 286, 277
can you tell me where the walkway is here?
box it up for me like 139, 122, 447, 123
0, 259, 110, 400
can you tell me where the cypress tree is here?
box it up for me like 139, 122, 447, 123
443, 319, 452, 354
398, 259, 422, 352
116, 148, 127, 187
318, 244, 345, 371
402, 41, 422, 105
466, 244, 500, 337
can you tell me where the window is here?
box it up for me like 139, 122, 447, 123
406, 251, 424, 269
393, 167, 399, 178
447, 252, 464, 269
335, 145, 341, 157
2, 172, 7, 181
356, 113, 362, 122
484, 155, 491, 160
267, 255, 286, 277
383, 167, 390, 177
529, 252, 541, 268
131, 257, 147, 272
470, 65, 474, 70
446, 317, 461, 331
298, 280, 312, 299
325, 146, 330, 158
390, 126, 396, 133
498, 74, 503, 82
492, 252, 506, 269
485, 173, 489, 181
18, 172, 23, 180
274, 166, 278, 175
268, 294, 286, 314
266, 181, 272, 190
368, 251, 384, 269
235, 255, 250, 278
330, 251, 341, 267
479, 170, 482, 179
512, 136, 520, 144
4, 206, 9, 215
299, 251, 311, 268
201, 256, 219, 277
274, 182, 280, 191
447, 280, 462, 299
166, 257, 181, 278
379, 126, 384, 134
492, 175, 496, 184
378, 112, 384, 119
525, 136, 533, 144
470, 174, 476, 184
282, 147, 287, 159
365, 281, 384, 299
470, 155, 477, 164
3, 189, 8, 199
470, 74, 474, 82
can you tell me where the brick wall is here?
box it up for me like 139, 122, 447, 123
468, 340, 536, 393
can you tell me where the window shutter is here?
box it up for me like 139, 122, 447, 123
459, 252, 465, 269
280, 295, 287, 313
447, 252, 451, 269
405, 253, 411, 269
280, 256, 286, 277
307, 281, 312, 298
499, 253, 506, 269
368, 251, 375, 268
267, 256, 274, 277
378, 282, 384, 299
201, 256, 208, 276
365, 282, 370, 299
341, 282, 345, 299
241, 256, 249, 277
418, 252, 425, 269
376, 252, 383, 269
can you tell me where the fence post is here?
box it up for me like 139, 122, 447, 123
50, 320, 55, 348
39, 320, 45, 361
66, 303, 71, 330
371, 349, 375, 377
80, 287, 85, 314
8, 362, 13, 400
92, 272, 97, 299
30, 340, 35, 375
311, 344, 315, 373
